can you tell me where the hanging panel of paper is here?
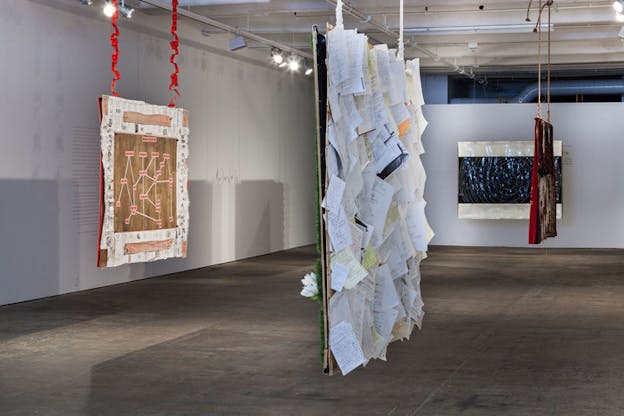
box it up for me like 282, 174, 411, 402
457, 140, 562, 220
323, 26, 432, 376
97, 95, 190, 268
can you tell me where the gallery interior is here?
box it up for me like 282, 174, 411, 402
1, 0, 623, 414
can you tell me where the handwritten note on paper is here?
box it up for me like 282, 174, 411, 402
342, 32, 368, 95
331, 263, 350, 292
324, 175, 346, 212
374, 265, 401, 311
332, 248, 369, 290
349, 222, 365, 262
330, 321, 366, 376
374, 308, 399, 340
406, 200, 428, 252
388, 60, 408, 106
328, 27, 348, 88
374, 45, 391, 92
327, 206, 353, 252
360, 177, 394, 244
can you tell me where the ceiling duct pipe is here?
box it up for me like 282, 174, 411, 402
515, 79, 624, 103
450, 79, 624, 104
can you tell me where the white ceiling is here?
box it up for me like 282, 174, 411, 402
130, 0, 624, 73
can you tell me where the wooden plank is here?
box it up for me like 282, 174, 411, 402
97, 249, 108, 268
124, 239, 173, 255
123, 112, 172, 127
323, 23, 338, 376
312, 26, 328, 374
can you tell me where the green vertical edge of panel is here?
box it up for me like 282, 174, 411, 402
311, 32, 325, 367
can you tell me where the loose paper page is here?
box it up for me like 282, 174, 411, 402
323, 175, 346, 212
327, 206, 352, 252
330, 321, 366, 376
331, 263, 350, 292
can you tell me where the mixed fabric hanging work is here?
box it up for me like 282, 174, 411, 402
308, 0, 432, 376
97, 0, 190, 267
528, 0, 557, 244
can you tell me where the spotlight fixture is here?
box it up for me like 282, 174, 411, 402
303, 58, 313, 76
80, 0, 93, 5
614, 0, 624, 13
288, 56, 300, 72
103, 0, 116, 18
119, 0, 135, 19
271, 48, 284, 64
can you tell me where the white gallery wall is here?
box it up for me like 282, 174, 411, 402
422, 103, 624, 248
0, 0, 316, 305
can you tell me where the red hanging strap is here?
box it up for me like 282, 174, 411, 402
168, 0, 180, 107
110, 0, 120, 97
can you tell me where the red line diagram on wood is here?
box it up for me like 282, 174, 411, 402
113, 133, 177, 233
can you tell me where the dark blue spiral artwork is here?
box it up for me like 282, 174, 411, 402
458, 156, 562, 204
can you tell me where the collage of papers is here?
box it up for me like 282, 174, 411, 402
322, 25, 433, 375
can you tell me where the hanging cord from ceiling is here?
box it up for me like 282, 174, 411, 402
398, 0, 404, 61
335, 0, 343, 27
168, 0, 180, 107
529, 0, 553, 119
110, 0, 120, 96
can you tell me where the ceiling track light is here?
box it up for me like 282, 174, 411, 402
614, 0, 624, 13
287, 55, 301, 72
80, 0, 93, 5
103, 0, 134, 19
303, 58, 313, 76
119, 0, 135, 19
271, 47, 284, 65
103, 0, 116, 17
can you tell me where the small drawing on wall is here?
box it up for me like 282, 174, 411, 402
457, 140, 562, 220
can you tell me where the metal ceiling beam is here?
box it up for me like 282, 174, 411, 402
138, 0, 313, 59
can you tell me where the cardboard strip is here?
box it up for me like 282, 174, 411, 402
123, 112, 172, 127
98, 249, 108, 268
124, 239, 174, 255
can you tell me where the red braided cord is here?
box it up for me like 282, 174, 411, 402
110, 0, 120, 97
168, 0, 180, 107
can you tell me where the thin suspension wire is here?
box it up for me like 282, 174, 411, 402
525, 0, 533, 21
547, 2, 551, 122
537, 0, 542, 118
398, 0, 405, 61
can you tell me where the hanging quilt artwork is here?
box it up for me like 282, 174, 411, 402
97, 95, 190, 268
458, 140, 562, 220
311, 19, 432, 375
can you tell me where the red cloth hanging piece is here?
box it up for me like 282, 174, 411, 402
529, 117, 557, 244
110, 0, 120, 97
168, 0, 180, 107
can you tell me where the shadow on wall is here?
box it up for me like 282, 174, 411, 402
235, 180, 284, 259
0, 180, 60, 306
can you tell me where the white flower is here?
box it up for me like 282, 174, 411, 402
300, 272, 319, 298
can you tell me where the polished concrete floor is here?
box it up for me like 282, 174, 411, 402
1, 246, 624, 415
